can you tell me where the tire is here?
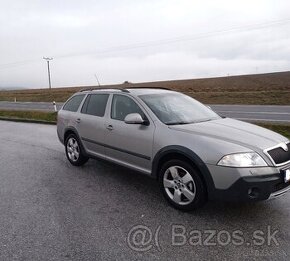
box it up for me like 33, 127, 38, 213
65, 134, 89, 166
158, 159, 207, 211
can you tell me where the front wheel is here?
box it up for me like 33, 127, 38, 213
159, 160, 207, 211
65, 134, 89, 166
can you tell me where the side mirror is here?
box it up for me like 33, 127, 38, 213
124, 113, 145, 124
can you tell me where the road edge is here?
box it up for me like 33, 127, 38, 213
0, 117, 56, 125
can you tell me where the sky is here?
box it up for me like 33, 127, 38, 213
0, 0, 290, 89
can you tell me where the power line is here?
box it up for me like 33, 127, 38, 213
0, 18, 290, 71
0, 59, 39, 70
53, 18, 290, 59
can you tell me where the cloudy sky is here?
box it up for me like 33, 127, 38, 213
0, 0, 290, 88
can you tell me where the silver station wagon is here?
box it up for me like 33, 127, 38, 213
57, 88, 290, 211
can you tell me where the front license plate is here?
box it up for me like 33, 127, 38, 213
284, 169, 290, 183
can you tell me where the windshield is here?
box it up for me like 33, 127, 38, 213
139, 92, 220, 125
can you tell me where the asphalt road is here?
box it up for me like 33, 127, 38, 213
0, 101, 289, 123
210, 105, 290, 123
0, 120, 289, 260
0, 101, 63, 112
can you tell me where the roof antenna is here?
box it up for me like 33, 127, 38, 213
94, 74, 101, 87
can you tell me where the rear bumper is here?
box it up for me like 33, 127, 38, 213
210, 173, 290, 202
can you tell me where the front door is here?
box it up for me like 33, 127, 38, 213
104, 94, 155, 174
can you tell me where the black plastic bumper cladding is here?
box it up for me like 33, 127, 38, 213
212, 173, 290, 202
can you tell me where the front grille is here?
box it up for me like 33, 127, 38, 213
267, 143, 290, 165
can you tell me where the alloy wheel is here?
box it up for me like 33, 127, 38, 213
66, 137, 80, 162
163, 166, 196, 205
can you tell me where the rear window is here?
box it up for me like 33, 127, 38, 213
63, 94, 85, 112
81, 94, 109, 117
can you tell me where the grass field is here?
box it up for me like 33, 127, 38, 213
0, 110, 57, 123
0, 71, 290, 105
256, 123, 290, 140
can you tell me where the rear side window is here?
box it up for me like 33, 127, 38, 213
63, 95, 85, 112
81, 94, 109, 117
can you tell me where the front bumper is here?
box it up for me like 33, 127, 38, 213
211, 173, 290, 201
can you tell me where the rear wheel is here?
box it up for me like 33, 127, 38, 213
159, 159, 207, 211
65, 134, 89, 166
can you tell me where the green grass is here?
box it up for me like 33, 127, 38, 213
256, 123, 290, 140
0, 110, 57, 123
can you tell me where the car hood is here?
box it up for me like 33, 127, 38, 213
169, 118, 288, 151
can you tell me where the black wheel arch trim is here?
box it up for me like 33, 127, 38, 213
152, 145, 216, 198
64, 127, 89, 157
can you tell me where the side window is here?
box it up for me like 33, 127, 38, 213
63, 95, 85, 112
111, 94, 145, 121
81, 94, 109, 117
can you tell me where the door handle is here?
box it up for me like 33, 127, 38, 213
106, 124, 114, 131
76, 118, 81, 123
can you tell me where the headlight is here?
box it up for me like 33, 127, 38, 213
217, 152, 267, 167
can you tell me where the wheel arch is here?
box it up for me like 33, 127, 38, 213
152, 145, 216, 198
64, 127, 88, 157
64, 127, 79, 142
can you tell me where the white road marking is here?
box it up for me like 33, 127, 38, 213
235, 117, 290, 122
217, 111, 290, 115
211, 104, 290, 108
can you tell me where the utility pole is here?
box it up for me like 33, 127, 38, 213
43, 57, 53, 89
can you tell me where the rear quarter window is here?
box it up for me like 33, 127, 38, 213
62, 94, 85, 112
81, 94, 109, 117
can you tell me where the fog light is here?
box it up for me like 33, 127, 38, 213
248, 187, 260, 199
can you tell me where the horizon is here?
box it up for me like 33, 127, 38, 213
0, 69, 289, 91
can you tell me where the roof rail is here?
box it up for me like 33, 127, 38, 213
79, 86, 171, 93
125, 87, 171, 91
79, 87, 129, 93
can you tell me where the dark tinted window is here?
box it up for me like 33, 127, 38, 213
111, 94, 145, 121
63, 95, 85, 112
81, 95, 90, 113
81, 94, 109, 117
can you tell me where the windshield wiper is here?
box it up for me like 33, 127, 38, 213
194, 118, 219, 123
166, 118, 215, 125
195, 119, 212, 123
166, 121, 191, 125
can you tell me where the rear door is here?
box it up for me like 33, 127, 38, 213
104, 94, 155, 174
57, 94, 86, 142
77, 93, 110, 158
